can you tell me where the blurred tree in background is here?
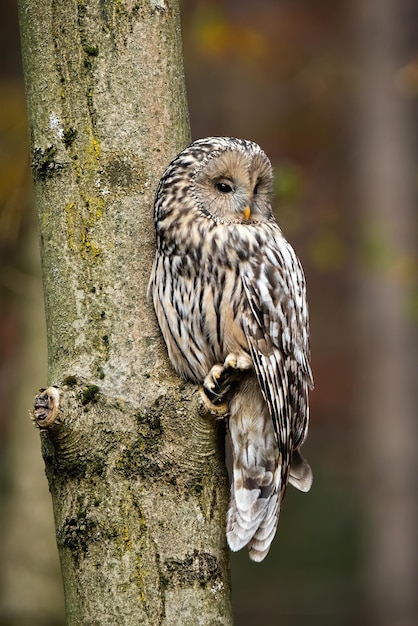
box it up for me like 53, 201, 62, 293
0, 0, 416, 625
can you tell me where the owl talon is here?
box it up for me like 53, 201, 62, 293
223, 352, 252, 372
202, 364, 232, 404
202, 379, 231, 405
202, 353, 252, 405
199, 386, 229, 417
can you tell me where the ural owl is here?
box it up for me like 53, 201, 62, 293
149, 137, 313, 561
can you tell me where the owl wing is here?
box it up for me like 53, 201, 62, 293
241, 236, 313, 481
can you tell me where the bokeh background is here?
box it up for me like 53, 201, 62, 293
1, 1, 417, 625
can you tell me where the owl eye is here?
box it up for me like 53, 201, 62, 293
215, 181, 234, 193
254, 179, 263, 195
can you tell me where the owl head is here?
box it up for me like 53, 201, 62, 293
156, 137, 274, 226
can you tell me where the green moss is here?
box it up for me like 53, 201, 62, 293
116, 439, 166, 481
75, 193, 104, 261
134, 410, 163, 437
80, 226, 102, 260
63, 126, 77, 148
81, 384, 100, 405
123, 525, 132, 551
63, 137, 104, 262
84, 44, 99, 56
64, 202, 77, 251
129, 498, 148, 535
63, 375, 78, 387
136, 555, 148, 608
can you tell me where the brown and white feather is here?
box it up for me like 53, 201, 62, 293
149, 137, 313, 561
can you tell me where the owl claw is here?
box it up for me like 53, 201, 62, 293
202, 364, 231, 405
224, 352, 252, 372
199, 386, 229, 417
202, 352, 253, 405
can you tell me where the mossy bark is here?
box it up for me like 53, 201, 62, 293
18, 1, 232, 624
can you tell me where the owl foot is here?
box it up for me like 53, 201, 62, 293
201, 352, 252, 406
223, 352, 252, 372
201, 364, 231, 406
199, 386, 229, 417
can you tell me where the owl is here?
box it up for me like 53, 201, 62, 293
148, 137, 313, 562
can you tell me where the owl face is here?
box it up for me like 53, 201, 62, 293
189, 138, 274, 225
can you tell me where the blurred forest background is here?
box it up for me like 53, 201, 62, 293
0, 1, 417, 625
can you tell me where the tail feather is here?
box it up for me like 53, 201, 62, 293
226, 480, 273, 551
226, 378, 282, 559
288, 449, 313, 493
226, 376, 312, 562
247, 490, 280, 561
250, 494, 280, 542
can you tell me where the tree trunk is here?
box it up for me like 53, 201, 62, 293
353, 1, 418, 624
17, 1, 233, 624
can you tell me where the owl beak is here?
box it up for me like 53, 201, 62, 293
243, 207, 251, 220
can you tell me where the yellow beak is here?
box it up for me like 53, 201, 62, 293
243, 207, 251, 220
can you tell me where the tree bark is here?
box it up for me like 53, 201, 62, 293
18, 1, 233, 624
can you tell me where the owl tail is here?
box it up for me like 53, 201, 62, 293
244, 451, 312, 562
288, 449, 313, 493
226, 377, 312, 562
226, 377, 283, 562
